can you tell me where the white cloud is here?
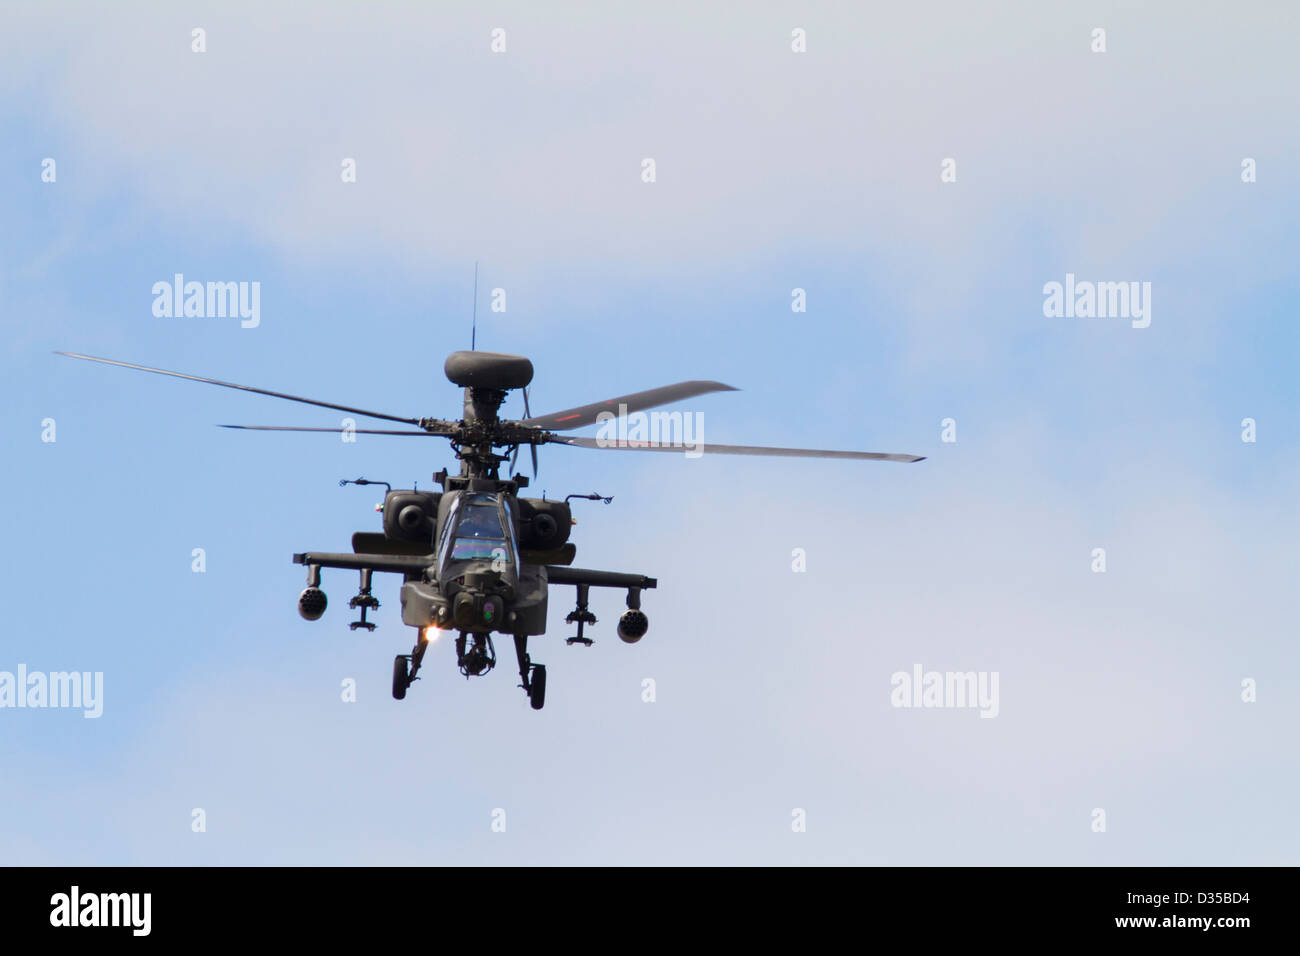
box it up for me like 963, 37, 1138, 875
7, 1, 1297, 270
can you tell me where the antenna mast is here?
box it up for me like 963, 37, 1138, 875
471, 260, 479, 351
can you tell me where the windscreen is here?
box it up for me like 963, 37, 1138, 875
450, 497, 509, 561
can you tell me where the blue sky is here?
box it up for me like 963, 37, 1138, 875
2, 2, 1298, 864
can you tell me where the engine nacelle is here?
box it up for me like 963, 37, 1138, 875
518, 498, 572, 551
617, 608, 648, 643
298, 587, 328, 621
382, 491, 440, 544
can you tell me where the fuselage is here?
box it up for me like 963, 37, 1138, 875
399, 487, 550, 637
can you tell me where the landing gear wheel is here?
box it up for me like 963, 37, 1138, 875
529, 664, 547, 710
392, 655, 408, 700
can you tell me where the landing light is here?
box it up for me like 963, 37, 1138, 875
422, 627, 441, 644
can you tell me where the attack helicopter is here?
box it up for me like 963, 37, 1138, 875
56, 349, 924, 710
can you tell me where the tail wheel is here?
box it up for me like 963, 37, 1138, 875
392, 655, 408, 700
529, 664, 547, 710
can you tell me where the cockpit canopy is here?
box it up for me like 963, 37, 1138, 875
437, 492, 519, 581
451, 498, 508, 560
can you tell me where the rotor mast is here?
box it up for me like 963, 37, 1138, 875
443, 351, 538, 483
457, 385, 511, 479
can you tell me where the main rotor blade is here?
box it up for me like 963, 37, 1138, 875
219, 425, 448, 435
554, 435, 925, 462
522, 380, 738, 431
56, 352, 424, 427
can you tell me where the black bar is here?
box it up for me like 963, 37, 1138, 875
0, 866, 1275, 943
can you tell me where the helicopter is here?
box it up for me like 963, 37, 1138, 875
56, 349, 924, 710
